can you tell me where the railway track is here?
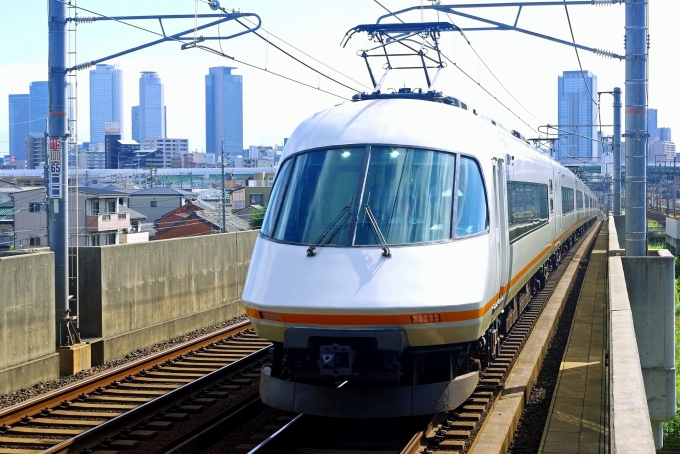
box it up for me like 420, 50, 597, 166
243, 220, 598, 454
0, 320, 272, 454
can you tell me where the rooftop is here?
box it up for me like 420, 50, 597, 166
131, 187, 196, 197
195, 209, 251, 232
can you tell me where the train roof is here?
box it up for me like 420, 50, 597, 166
281, 93, 594, 195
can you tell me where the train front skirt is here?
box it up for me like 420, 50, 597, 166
260, 366, 479, 418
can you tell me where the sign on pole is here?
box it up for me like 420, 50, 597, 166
49, 137, 62, 199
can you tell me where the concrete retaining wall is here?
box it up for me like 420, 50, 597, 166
608, 216, 675, 450
77, 230, 258, 364
0, 251, 59, 395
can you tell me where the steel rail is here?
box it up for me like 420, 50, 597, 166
43, 339, 270, 453
0, 320, 252, 428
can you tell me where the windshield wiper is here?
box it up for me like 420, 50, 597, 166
363, 204, 392, 258
307, 196, 354, 257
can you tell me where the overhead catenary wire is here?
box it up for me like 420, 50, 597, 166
57, 1, 352, 100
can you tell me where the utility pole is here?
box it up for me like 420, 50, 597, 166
613, 87, 622, 216
624, 0, 648, 256
221, 140, 228, 233
48, 0, 78, 346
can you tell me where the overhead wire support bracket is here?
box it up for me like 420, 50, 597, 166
375, 1, 624, 60
61, 3, 261, 72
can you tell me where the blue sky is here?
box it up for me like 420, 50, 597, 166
1, 1, 678, 157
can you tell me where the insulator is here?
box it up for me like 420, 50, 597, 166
75, 16, 95, 23
72, 61, 95, 71
594, 49, 617, 59
592, 0, 615, 5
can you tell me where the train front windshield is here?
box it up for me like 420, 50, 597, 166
260, 146, 488, 246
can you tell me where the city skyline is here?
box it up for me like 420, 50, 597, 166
1, 1, 678, 158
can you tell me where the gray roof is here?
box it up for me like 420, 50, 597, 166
195, 209, 251, 232
119, 206, 147, 220
130, 187, 196, 197
73, 186, 125, 197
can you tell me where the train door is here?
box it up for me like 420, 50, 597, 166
555, 170, 562, 238
492, 156, 511, 305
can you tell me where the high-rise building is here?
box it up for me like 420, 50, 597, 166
26, 135, 47, 169
142, 138, 189, 168
29, 82, 48, 137
138, 72, 165, 141
660, 127, 672, 142
205, 67, 243, 156
89, 64, 123, 146
131, 106, 140, 143
8, 94, 30, 161
556, 70, 598, 163
647, 108, 658, 142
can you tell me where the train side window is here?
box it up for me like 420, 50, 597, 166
507, 181, 549, 243
455, 157, 488, 237
549, 179, 553, 193
561, 187, 575, 214
576, 190, 583, 209
550, 198, 554, 213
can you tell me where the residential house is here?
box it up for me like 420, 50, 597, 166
233, 204, 264, 224
11, 187, 48, 249
119, 206, 149, 243
69, 187, 131, 246
153, 209, 250, 240
230, 172, 274, 210
0, 203, 12, 249
154, 200, 210, 230
127, 187, 197, 224
0, 187, 47, 250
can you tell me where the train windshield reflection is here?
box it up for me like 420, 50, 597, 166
264, 146, 487, 246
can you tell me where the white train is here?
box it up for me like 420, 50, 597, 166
243, 90, 598, 418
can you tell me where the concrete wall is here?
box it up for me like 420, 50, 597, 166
77, 230, 258, 364
0, 251, 59, 394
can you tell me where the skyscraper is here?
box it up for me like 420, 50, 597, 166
89, 64, 123, 146
28, 81, 48, 136
8, 94, 29, 160
647, 108, 658, 142
131, 106, 139, 143
205, 67, 243, 156
556, 70, 598, 163
138, 71, 165, 141
660, 127, 672, 143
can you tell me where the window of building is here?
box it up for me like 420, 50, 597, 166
107, 200, 116, 213
29, 236, 41, 246
576, 190, 583, 209
91, 200, 100, 215
151, 201, 157, 207
91, 234, 100, 246
107, 233, 116, 245
250, 193, 264, 205
29, 202, 41, 212
507, 182, 549, 242
562, 187, 575, 214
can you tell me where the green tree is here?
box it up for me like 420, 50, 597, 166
250, 204, 267, 229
